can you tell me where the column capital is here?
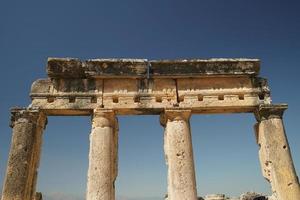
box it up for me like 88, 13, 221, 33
254, 104, 288, 122
92, 109, 116, 127
160, 109, 191, 127
10, 107, 47, 128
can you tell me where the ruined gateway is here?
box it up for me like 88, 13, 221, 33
1, 58, 300, 200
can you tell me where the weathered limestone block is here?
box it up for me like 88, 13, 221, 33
254, 104, 300, 200
85, 59, 148, 78
30, 77, 102, 115
86, 109, 118, 200
204, 194, 226, 200
103, 79, 138, 106
103, 78, 177, 111
47, 58, 148, 78
47, 58, 259, 78
1, 108, 47, 200
47, 58, 86, 78
177, 77, 271, 112
150, 59, 260, 77
240, 192, 267, 200
160, 109, 198, 200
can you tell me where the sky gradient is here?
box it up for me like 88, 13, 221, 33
1, 0, 300, 199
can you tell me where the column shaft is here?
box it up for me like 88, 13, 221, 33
255, 105, 300, 200
1, 109, 46, 200
112, 118, 119, 200
161, 110, 197, 200
86, 109, 117, 200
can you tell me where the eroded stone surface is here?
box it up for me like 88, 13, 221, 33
255, 105, 300, 200
47, 58, 260, 79
240, 192, 267, 200
86, 109, 117, 200
205, 194, 226, 200
1, 108, 46, 200
150, 59, 260, 77
161, 110, 198, 200
47, 58, 148, 78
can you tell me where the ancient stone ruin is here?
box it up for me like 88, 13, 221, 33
1, 58, 300, 200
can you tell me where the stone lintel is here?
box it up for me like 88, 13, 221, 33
26, 106, 256, 116
10, 107, 47, 128
92, 109, 116, 128
160, 109, 191, 126
255, 104, 288, 122
30, 76, 270, 99
47, 57, 260, 79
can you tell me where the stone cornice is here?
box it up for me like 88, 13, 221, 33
47, 57, 260, 79
254, 104, 288, 122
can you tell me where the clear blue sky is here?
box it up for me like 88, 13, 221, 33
1, 1, 300, 199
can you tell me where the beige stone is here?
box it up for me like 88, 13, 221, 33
1, 109, 46, 200
86, 109, 117, 200
161, 110, 198, 200
205, 194, 225, 200
255, 105, 300, 200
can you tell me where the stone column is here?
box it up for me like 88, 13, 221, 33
86, 109, 118, 200
160, 109, 198, 200
112, 118, 119, 200
254, 104, 300, 200
1, 108, 47, 200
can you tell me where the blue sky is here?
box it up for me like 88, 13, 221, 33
1, 0, 300, 199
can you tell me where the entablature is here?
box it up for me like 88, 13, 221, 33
29, 58, 270, 115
